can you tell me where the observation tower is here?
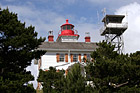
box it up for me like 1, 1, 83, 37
100, 15, 128, 53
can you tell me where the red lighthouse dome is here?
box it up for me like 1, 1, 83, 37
60, 19, 74, 35
58, 19, 78, 36
57, 19, 79, 42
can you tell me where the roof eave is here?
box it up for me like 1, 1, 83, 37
37, 48, 96, 52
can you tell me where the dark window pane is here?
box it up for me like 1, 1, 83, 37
59, 54, 64, 62
62, 26, 67, 30
67, 25, 71, 30
71, 26, 74, 30
73, 54, 78, 62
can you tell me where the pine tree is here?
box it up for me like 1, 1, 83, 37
0, 8, 45, 92
86, 41, 140, 92
38, 63, 87, 93
38, 67, 65, 93
64, 63, 85, 93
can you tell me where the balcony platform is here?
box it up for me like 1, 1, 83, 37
100, 22, 128, 36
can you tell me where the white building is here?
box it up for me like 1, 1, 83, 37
37, 19, 97, 72
36, 19, 98, 90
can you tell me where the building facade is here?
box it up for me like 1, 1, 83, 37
37, 19, 97, 71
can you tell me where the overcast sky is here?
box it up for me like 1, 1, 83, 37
1, 0, 140, 88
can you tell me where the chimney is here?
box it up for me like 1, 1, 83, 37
85, 32, 90, 42
48, 31, 54, 42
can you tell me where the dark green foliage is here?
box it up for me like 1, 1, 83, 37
38, 64, 87, 93
64, 63, 86, 93
0, 8, 45, 92
37, 41, 140, 93
38, 67, 65, 93
86, 41, 140, 92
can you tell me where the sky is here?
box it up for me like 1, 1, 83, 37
1, 0, 140, 89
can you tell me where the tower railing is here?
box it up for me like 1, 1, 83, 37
58, 29, 78, 36
100, 22, 128, 35
106, 22, 128, 28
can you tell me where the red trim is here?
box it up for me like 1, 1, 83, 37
61, 30, 74, 35
61, 24, 74, 27
58, 34, 79, 37
61, 19, 74, 27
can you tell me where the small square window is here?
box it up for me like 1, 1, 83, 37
67, 25, 71, 30
87, 54, 91, 61
62, 26, 67, 30
59, 54, 65, 62
73, 54, 78, 62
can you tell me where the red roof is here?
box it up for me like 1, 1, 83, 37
61, 19, 74, 27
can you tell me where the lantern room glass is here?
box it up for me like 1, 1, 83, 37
62, 26, 67, 30
67, 25, 71, 30
62, 25, 74, 30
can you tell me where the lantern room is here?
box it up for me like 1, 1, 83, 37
57, 19, 79, 42
60, 19, 74, 35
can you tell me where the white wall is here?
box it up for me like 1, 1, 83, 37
40, 52, 91, 70
41, 53, 56, 70
61, 36, 78, 42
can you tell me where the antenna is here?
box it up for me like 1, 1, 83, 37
97, 11, 100, 25
126, 11, 128, 25
102, 8, 106, 16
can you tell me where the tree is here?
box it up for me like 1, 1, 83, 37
38, 67, 65, 93
38, 63, 87, 93
64, 63, 86, 93
0, 8, 45, 92
86, 41, 140, 92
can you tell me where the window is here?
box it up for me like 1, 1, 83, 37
59, 54, 65, 62
67, 25, 71, 30
87, 54, 91, 61
62, 26, 67, 30
73, 54, 78, 62
71, 26, 74, 30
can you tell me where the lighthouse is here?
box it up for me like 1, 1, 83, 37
37, 19, 97, 90
37, 19, 97, 71
57, 19, 79, 42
